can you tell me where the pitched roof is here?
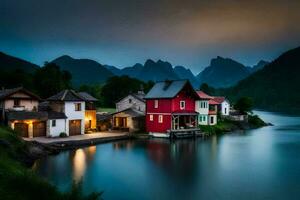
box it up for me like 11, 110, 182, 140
0, 87, 41, 100
209, 99, 219, 105
78, 92, 98, 102
144, 80, 197, 99
112, 108, 145, 118
196, 91, 213, 99
47, 90, 85, 101
213, 97, 227, 104
131, 93, 145, 102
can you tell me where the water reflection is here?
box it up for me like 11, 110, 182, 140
33, 111, 300, 200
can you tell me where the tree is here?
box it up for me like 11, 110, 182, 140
234, 97, 253, 114
199, 83, 215, 95
100, 76, 152, 107
33, 62, 72, 98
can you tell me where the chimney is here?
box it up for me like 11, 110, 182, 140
138, 84, 145, 95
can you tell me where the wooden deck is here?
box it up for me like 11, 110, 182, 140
168, 128, 204, 139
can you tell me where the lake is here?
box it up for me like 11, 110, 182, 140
33, 111, 300, 200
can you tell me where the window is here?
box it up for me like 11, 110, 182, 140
13, 99, 20, 107
129, 98, 132, 103
150, 114, 153, 121
203, 116, 206, 122
180, 101, 185, 110
199, 116, 202, 122
75, 103, 81, 111
158, 115, 163, 123
225, 108, 227, 114
154, 100, 158, 108
210, 116, 214, 124
52, 120, 56, 127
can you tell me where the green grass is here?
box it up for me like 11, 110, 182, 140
97, 107, 116, 113
0, 126, 102, 200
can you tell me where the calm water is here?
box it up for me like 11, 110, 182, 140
33, 111, 300, 200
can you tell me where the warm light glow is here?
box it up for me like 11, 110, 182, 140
73, 149, 86, 183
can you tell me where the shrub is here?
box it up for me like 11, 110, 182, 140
59, 132, 67, 138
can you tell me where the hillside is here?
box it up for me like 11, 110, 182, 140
197, 56, 251, 88
52, 55, 114, 86
221, 46, 300, 112
0, 52, 39, 72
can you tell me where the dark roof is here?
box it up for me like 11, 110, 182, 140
144, 80, 198, 99
96, 113, 112, 121
0, 87, 41, 100
6, 110, 67, 120
6, 111, 48, 121
47, 111, 67, 119
47, 90, 85, 101
78, 92, 98, 102
112, 108, 145, 118
116, 92, 145, 103
131, 93, 145, 102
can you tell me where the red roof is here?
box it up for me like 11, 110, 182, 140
213, 97, 226, 104
196, 91, 213, 99
209, 99, 219, 105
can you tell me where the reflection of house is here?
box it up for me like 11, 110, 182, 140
145, 80, 200, 137
112, 108, 145, 132
116, 91, 145, 112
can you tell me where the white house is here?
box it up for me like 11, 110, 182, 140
47, 90, 86, 136
213, 97, 230, 116
195, 91, 217, 126
116, 91, 145, 112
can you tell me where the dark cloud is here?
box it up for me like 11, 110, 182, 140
1, 0, 300, 73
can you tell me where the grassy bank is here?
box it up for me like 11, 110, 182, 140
0, 126, 102, 200
200, 115, 267, 135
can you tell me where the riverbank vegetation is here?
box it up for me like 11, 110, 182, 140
200, 115, 267, 135
0, 126, 102, 200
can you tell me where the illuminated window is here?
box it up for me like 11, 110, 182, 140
154, 100, 158, 108
75, 103, 81, 111
158, 115, 163, 123
150, 114, 153, 121
180, 101, 185, 110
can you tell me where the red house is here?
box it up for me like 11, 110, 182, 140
144, 80, 200, 137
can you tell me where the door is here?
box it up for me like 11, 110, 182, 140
14, 123, 28, 137
33, 122, 46, 137
69, 120, 81, 136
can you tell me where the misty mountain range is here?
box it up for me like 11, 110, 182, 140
0, 51, 268, 88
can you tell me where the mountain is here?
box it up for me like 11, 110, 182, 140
173, 66, 199, 87
221, 46, 300, 112
0, 52, 39, 72
139, 59, 179, 82
196, 56, 251, 88
251, 60, 269, 72
105, 59, 183, 84
52, 55, 114, 86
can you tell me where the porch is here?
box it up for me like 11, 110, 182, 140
170, 113, 201, 138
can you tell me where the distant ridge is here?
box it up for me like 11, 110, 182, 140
0, 52, 39, 72
51, 55, 114, 86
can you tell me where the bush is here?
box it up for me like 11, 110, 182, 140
248, 115, 266, 127
59, 132, 67, 138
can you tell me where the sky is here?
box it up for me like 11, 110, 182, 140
1, 0, 300, 74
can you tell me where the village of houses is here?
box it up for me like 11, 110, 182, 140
0, 80, 244, 142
